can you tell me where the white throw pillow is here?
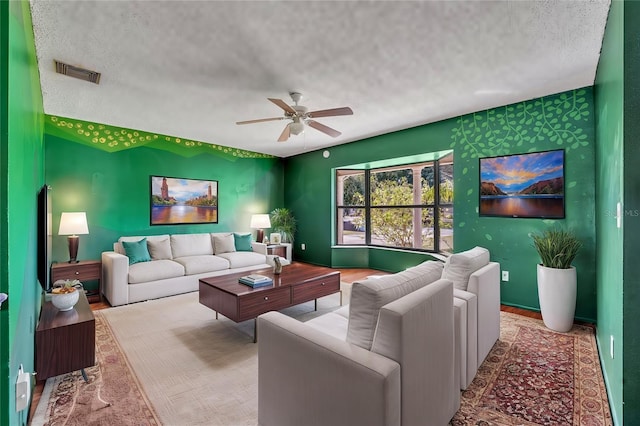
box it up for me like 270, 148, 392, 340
146, 237, 173, 260
212, 233, 236, 254
441, 246, 490, 291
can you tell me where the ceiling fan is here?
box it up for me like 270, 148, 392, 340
236, 92, 353, 142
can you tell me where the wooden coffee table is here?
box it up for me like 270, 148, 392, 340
199, 262, 341, 341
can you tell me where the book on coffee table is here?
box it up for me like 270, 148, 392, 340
239, 274, 273, 287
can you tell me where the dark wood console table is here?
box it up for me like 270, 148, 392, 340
36, 291, 95, 381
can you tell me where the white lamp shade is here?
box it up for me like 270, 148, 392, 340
250, 214, 271, 229
58, 212, 89, 235
289, 120, 305, 136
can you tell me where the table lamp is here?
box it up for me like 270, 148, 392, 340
250, 214, 271, 243
58, 212, 89, 263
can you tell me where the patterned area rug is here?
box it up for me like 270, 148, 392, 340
30, 314, 160, 426
32, 296, 611, 426
451, 312, 612, 425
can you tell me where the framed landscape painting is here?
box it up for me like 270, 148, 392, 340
150, 176, 218, 225
479, 149, 565, 218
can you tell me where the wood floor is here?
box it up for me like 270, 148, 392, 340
29, 266, 543, 423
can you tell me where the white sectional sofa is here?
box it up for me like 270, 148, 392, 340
102, 232, 278, 306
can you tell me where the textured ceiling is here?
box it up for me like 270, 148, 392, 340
30, 1, 610, 158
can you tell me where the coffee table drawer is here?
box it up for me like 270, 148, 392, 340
292, 274, 340, 304
239, 287, 291, 321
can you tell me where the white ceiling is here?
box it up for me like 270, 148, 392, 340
29, 0, 610, 158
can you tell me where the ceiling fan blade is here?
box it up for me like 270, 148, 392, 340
236, 117, 283, 125
307, 120, 342, 138
307, 107, 353, 118
277, 124, 291, 142
268, 98, 297, 115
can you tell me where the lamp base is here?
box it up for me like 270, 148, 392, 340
256, 229, 265, 244
67, 235, 80, 263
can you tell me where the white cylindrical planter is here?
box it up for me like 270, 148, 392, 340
537, 264, 577, 332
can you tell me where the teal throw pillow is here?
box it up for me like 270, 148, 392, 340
122, 238, 152, 265
234, 233, 253, 252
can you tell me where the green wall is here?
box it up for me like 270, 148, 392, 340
1, 2, 45, 425
622, 2, 640, 420
0, 1, 8, 421
594, 1, 640, 422
594, 0, 624, 422
45, 127, 284, 265
286, 88, 597, 322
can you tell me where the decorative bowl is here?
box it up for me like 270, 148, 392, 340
50, 288, 80, 311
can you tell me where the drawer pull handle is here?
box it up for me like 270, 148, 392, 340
75, 272, 79, 275
264, 296, 269, 301
321, 282, 325, 286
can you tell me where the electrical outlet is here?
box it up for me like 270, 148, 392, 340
301, 243, 306, 250
610, 335, 615, 359
501, 271, 509, 282
15, 365, 30, 412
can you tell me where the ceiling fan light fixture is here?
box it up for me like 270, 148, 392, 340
290, 118, 305, 135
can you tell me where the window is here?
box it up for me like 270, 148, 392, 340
336, 152, 453, 253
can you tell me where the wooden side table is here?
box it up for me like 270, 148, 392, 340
36, 291, 95, 381
267, 243, 292, 261
267, 244, 286, 258
51, 260, 102, 303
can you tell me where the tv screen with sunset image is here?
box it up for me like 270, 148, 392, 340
479, 149, 565, 218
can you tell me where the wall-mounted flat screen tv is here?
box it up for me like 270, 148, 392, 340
37, 184, 52, 292
479, 149, 565, 218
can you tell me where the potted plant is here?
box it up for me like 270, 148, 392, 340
51, 279, 82, 311
270, 208, 297, 244
531, 228, 582, 332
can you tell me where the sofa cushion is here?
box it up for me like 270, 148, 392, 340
442, 246, 490, 291
346, 270, 440, 350
128, 260, 185, 284
216, 251, 267, 269
173, 255, 230, 275
122, 238, 151, 265
116, 234, 170, 255
147, 236, 173, 260
305, 311, 349, 341
402, 260, 444, 280
171, 233, 213, 258
233, 233, 253, 252
212, 233, 236, 254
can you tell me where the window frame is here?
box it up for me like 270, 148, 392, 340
335, 153, 453, 253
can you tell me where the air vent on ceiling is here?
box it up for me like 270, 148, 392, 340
54, 60, 101, 84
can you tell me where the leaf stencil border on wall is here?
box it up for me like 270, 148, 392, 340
45, 115, 275, 160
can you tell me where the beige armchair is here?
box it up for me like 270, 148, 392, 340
257, 279, 458, 426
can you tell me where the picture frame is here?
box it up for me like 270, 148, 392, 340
150, 176, 218, 225
269, 233, 282, 244
479, 149, 565, 218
